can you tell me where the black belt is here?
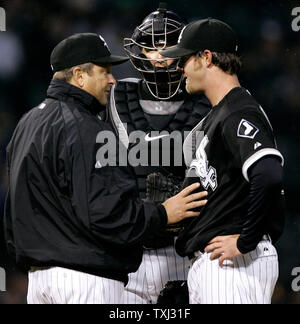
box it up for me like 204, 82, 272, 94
143, 236, 176, 250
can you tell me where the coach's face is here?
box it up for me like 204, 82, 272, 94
82, 64, 116, 105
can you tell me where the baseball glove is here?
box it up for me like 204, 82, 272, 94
157, 280, 189, 304
146, 172, 182, 204
146, 172, 187, 234
143, 171, 203, 249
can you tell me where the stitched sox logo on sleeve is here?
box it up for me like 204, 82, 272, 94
190, 135, 218, 191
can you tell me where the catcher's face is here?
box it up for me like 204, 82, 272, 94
142, 46, 174, 68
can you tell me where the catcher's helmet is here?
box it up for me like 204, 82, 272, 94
124, 3, 187, 100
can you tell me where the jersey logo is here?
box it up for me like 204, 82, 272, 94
144, 133, 169, 142
237, 119, 259, 139
95, 160, 102, 169
190, 135, 218, 191
254, 142, 262, 150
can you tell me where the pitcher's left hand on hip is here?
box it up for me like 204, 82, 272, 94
204, 234, 242, 266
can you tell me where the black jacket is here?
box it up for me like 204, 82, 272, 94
4, 80, 167, 284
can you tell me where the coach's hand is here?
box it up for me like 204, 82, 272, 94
204, 234, 242, 267
162, 182, 208, 225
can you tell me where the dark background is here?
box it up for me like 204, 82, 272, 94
0, 0, 299, 304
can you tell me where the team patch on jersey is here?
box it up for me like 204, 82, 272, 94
190, 135, 218, 191
237, 119, 259, 139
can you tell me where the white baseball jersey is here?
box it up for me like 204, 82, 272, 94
27, 267, 124, 304
188, 237, 278, 304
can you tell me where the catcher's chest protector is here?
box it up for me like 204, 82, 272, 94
108, 79, 204, 197
109, 79, 199, 135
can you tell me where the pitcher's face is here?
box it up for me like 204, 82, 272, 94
182, 55, 206, 95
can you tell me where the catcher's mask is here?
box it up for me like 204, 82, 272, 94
124, 3, 187, 100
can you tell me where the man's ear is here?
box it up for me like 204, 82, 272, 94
193, 50, 213, 70
72, 66, 84, 88
203, 50, 213, 67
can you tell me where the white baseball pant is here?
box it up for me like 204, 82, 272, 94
188, 237, 279, 304
27, 267, 124, 304
124, 244, 190, 304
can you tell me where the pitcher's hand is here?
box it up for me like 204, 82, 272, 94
205, 234, 242, 266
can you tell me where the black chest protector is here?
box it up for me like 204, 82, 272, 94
108, 78, 210, 199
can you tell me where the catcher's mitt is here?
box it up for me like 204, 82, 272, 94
146, 172, 187, 234
146, 172, 182, 204
157, 280, 189, 304
143, 172, 202, 249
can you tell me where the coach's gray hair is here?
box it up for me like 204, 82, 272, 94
53, 62, 94, 82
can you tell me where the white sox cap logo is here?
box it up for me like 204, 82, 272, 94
177, 26, 187, 44
99, 35, 110, 51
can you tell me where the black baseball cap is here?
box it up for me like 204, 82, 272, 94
50, 33, 129, 72
160, 18, 238, 58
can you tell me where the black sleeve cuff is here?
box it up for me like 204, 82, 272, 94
157, 204, 168, 226
237, 236, 260, 254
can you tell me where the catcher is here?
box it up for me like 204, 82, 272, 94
107, 3, 210, 304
